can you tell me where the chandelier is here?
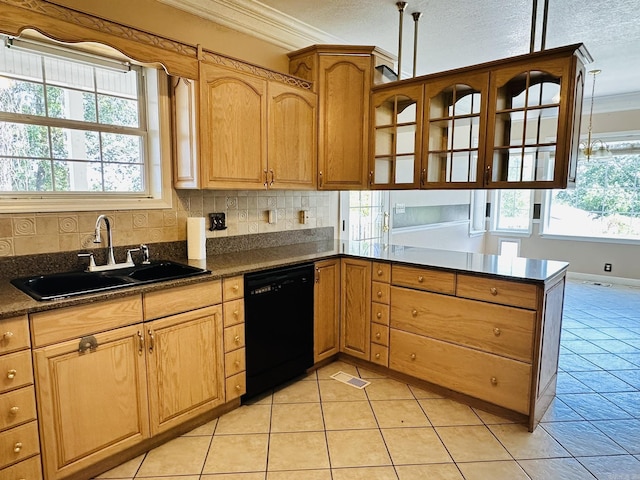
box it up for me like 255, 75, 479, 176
580, 69, 611, 160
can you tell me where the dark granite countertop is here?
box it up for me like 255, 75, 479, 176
0, 239, 568, 320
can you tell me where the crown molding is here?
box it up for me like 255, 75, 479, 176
156, 0, 344, 51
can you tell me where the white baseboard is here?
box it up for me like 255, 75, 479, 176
566, 271, 640, 287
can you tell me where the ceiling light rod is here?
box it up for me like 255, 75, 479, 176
581, 69, 609, 160
412, 12, 422, 78
529, 0, 549, 53
396, 1, 407, 80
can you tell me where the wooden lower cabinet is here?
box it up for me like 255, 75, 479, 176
33, 324, 150, 480
0, 454, 42, 480
340, 258, 371, 360
314, 259, 341, 363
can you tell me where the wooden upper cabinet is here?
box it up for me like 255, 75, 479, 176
370, 83, 424, 189
199, 62, 268, 189
268, 82, 317, 189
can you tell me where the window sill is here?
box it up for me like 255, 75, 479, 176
539, 232, 640, 245
0, 193, 173, 213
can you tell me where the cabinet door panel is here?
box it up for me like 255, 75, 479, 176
340, 258, 371, 360
314, 259, 340, 363
34, 324, 149, 480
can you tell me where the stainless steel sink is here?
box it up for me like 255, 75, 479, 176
11, 260, 210, 301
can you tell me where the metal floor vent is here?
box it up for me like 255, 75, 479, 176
330, 371, 371, 389
582, 281, 612, 287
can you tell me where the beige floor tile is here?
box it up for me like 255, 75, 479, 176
518, 457, 596, 480
370, 399, 431, 428
577, 455, 640, 479
472, 408, 519, 425
396, 464, 464, 480
245, 391, 273, 405
267, 470, 330, 480
271, 403, 325, 432
331, 466, 398, 479
456, 461, 530, 480
365, 378, 414, 400
322, 401, 378, 430
436, 425, 511, 463
381, 427, 452, 465
419, 398, 483, 426
357, 367, 387, 379
202, 473, 265, 479
267, 432, 330, 471
95, 454, 144, 478
137, 436, 211, 476
135, 477, 199, 480
272, 379, 320, 403
300, 370, 319, 381
215, 404, 272, 435
202, 434, 268, 474
316, 361, 359, 380
326, 429, 392, 468
318, 379, 368, 401
183, 418, 218, 436
408, 385, 445, 399
489, 423, 570, 459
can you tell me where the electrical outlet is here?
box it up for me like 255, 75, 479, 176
604, 263, 612, 272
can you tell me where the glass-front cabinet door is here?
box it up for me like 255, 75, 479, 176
370, 84, 423, 189
422, 72, 489, 188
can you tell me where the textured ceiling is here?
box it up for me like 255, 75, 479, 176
161, 0, 640, 103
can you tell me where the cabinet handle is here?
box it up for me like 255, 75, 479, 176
7, 369, 16, 379
410, 353, 416, 360
233, 310, 239, 318
148, 329, 155, 354
319, 171, 323, 187
233, 284, 239, 292
369, 171, 373, 185
315, 266, 320, 283
493, 328, 501, 336
490, 377, 498, 386
377, 269, 383, 276
234, 335, 241, 344
375, 332, 381, 339
9, 406, 19, 415
137, 331, 144, 355
234, 360, 240, 368
78, 335, 98, 353
377, 290, 383, 298
235, 384, 241, 391
418, 275, 424, 283
420, 168, 426, 186
14, 442, 22, 453
3, 331, 13, 341
376, 312, 382, 319
263, 169, 268, 189
485, 165, 491, 185
270, 169, 275, 186
411, 309, 418, 317
375, 353, 381, 359
490, 287, 498, 296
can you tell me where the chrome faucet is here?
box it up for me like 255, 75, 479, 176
94, 214, 116, 265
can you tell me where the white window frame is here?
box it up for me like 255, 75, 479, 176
0, 36, 172, 213
490, 189, 534, 236
469, 189, 487, 236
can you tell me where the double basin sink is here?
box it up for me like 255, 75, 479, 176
11, 260, 210, 301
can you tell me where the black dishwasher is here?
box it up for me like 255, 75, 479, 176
243, 263, 314, 399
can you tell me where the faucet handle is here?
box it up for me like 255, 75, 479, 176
78, 253, 97, 271
125, 248, 140, 266
140, 244, 150, 264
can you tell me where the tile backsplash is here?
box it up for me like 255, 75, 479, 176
0, 189, 338, 257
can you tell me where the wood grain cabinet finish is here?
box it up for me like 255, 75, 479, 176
340, 258, 372, 360
0, 454, 42, 480
223, 279, 246, 401
314, 259, 341, 363
391, 265, 455, 294
0, 315, 30, 355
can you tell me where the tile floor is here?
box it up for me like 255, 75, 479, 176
96, 280, 640, 480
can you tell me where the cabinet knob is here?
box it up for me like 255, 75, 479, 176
410, 353, 416, 360
375, 332, 381, 339
3, 331, 14, 340
235, 384, 241, 391
233, 284, 239, 292
233, 310, 239, 317
7, 369, 16, 379
490, 377, 498, 386
418, 276, 424, 283
377, 269, 383, 276
490, 287, 498, 296
9, 406, 19, 415
377, 290, 383, 298
234, 335, 241, 344
411, 309, 418, 317
14, 442, 22, 453
376, 312, 382, 319
234, 360, 240, 368
493, 328, 501, 337
375, 353, 381, 359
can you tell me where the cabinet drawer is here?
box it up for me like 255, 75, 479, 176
0, 316, 30, 355
390, 329, 531, 414
226, 372, 246, 400
391, 286, 535, 362
371, 323, 389, 347
0, 421, 39, 470
224, 324, 245, 353
30, 296, 143, 347
0, 454, 42, 480
225, 348, 246, 378
372, 282, 390, 304
370, 344, 388, 367
371, 303, 389, 326
223, 276, 244, 302
0, 351, 32, 394
144, 280, 222, 320
223, 299, 245, 327
372, 262, 391, 283
456, 274, 538, 310
392, 265, 455, 294
0, 387, 36, 432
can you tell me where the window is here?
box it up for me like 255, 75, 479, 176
0, 35, 171, 212
492, 189, 533, 233
544, 138, 640, 240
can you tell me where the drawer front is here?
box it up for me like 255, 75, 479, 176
372, 262, 391, 283
144, 280, 222, 320
392, 265, 455, 295
225, 348, 246, 378
224, 324, 245, 353
0, 455, 42, 480
370, 344, 388, 367
223, 299, 245, 328
0, 316, 30, 355
31, 296, 143, 347
0, 387, 37, 432
371, 323, 389, 347
389, 329, 531, 414
226, 372, 246, 400
372, 282, 390, 304
223, 276, 244, 302
0, 351, 33, 394
371, 303, 390, 326
391, 287, 535, 362
456, 274, 538, 310
0, 421, 40, 470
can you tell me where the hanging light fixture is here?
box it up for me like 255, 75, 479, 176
580, 69, 611, 160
